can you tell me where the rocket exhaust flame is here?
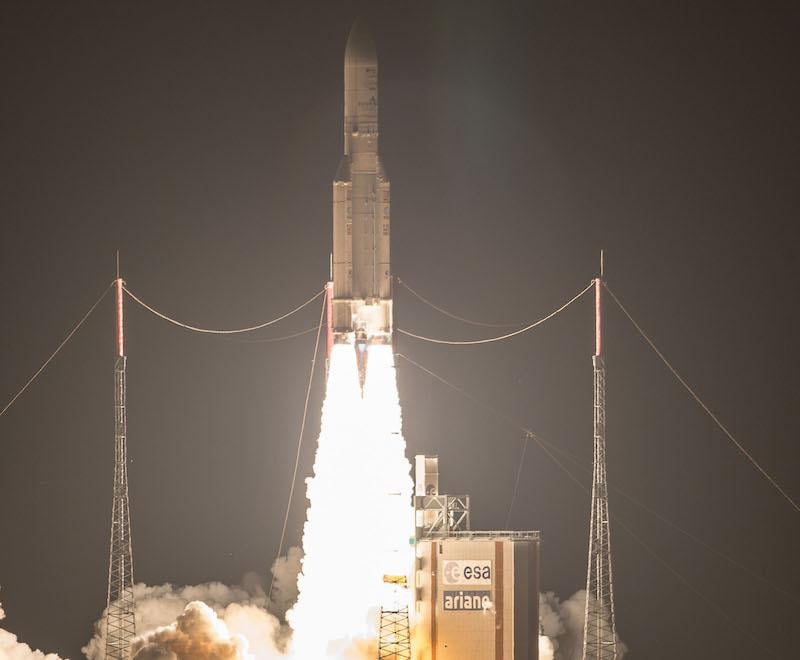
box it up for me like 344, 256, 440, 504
286, 344, 413, 659
286, 19, 412, 654
289, 20, 415, 657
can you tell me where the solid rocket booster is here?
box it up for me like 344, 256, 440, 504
329, 19, 392, 359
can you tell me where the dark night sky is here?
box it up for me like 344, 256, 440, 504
1, 1, 798, 658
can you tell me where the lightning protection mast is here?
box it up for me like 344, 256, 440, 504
582, 254, 618, 660
105, 271, 136, 659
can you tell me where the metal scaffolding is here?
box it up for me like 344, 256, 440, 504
377, 575, 412, 660
582, 276, 618, 660
415, 493, 470, 538
106, 278, 135, 659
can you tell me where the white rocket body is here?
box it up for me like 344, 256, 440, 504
329, 19, 392, 368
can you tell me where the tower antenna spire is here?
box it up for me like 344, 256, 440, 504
106, 255, 135, 659
582, 251, 618, 660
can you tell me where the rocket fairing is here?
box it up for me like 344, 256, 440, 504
328, 19, 392, 370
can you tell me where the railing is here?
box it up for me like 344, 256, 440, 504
436, 530, 541, 541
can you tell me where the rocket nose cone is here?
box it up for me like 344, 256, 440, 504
345, 18, 377, 64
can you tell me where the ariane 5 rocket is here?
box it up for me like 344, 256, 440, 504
326, 19, 392, 383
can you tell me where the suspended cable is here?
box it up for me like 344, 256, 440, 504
604, 283, 799, 514
0, 281, 114, 419
399, 353, 776, 654
397, 281, 593, 345
531, 437, 778, 657
534, 432, 800, 604
229, 325, 322, 344
397, 278, 521, 328
268, 295, 326, 600
396, 352, 799, 604
399, 352, 780, 654
505, 431, 530, 528
123, 286, 324, 335
396, 353, 526, 430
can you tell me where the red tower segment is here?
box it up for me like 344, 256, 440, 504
594, 277, 602, 358
115, 278, 125, 358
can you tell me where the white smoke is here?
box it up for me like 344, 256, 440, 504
3, 341, 627, 660
0, 598, 65, 660
286, 344, 414, 659
539, 591, 626, 660
131, 602, 249, 660
83, 343, 416, 660
539, 634, 556, 660
83, 576, 289, 660
268, 547, 302, 619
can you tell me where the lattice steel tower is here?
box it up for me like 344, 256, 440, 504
582, 270, 618, 660
377, 574, 411, 660
106, 275, 136, 659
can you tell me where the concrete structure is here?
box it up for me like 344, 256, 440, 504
413, 456, 540, 660
328, 18, 392, 378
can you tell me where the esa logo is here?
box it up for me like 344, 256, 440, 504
442, 560, 492, 585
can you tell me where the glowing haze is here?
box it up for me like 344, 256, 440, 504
286, 344, 414, 659
3, 341, 621, 660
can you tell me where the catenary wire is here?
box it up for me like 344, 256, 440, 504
397, 281, 593, 345
0, 281, 114, 419
395, 352, 799, 604
505, 431, 530, 528
531, 437, 779, 658
604, 282, 799, 514
229, 325, 322, 344
268, 296, 326, 600
395, 353, 525, 429
542, 437, 800, 605
398, 352, 782, 655
396, 353, 553, 530
123, 285, 325, 335
397, 278, 521, 328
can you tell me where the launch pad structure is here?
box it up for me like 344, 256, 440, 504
582, 272, 618, 660
94, 18, 618, 660
105, 275, 136, 660
412, 456, 541, 660
378, 574, 412, 660
4, 8, 795, 660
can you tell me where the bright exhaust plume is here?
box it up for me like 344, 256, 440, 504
286, 344, 414, 659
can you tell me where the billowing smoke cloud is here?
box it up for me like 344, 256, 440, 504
539, 634, 556, 660
83, 572, 294, 660
539, 591, 627, 660
0, 597, 65, 660
267, 547, 302, 619
131, 602, 249, 660
84, 349, 413, 660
